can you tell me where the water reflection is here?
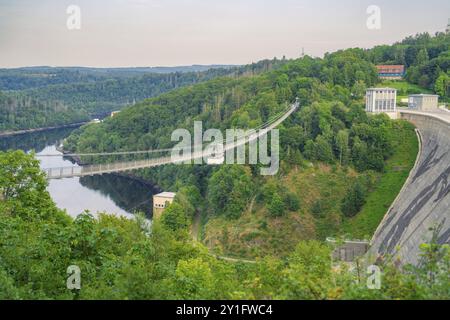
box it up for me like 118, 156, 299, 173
0, 127, 75, 153
79, 175, 156, 216
0, 128, 157, 218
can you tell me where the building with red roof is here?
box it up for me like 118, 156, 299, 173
376, 65, 405, 80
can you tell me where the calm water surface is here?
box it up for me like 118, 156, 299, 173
0, 128, 157, 218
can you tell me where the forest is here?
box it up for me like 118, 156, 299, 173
64, 43, 419, 257
0, 59, 287, 132
0, 65, 236, 91
0, 150, 448, 299
0, 32, 449, 299
0, 91, 89, 132
2, 32, 447, 133
368, 32, 450, 100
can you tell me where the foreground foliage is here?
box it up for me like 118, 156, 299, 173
0, 151, 448, 300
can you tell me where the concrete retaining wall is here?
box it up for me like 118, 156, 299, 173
327, 238, 370, 262
370, 112, 450, 265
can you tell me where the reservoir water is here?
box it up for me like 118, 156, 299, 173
0, 127, 157, 218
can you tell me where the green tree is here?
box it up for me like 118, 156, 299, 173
415, 48, 429, 65
161, 202, 189, 231
341, 180, 367, 217
435, 72, 449, 98
207, 166, 253, 219
315, 135, 334, 163
267, 193, 286, 217
280, 241, 333, 299
172, 258, 215, 299
351, 80, 366, 99
0, 150, 62, 221
335, 129, 350, 166
284, 192, 300, 211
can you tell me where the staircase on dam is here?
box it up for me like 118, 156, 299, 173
370, 109, 450, 265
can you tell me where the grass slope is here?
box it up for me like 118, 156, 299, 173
342, 120, 419, 239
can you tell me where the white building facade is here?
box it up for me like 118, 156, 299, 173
365, 88, 397, 113
153, 192, 176, 219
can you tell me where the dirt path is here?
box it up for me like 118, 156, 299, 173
212, 255, 256, 264
191, 209, 201, 241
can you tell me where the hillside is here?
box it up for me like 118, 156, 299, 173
0, 91, 89, 132
1, 150, 448, 299
0, 67, 236, 132
0, 65, 236, 91
64, 45, 415, 258
1, 30, 449, 300
19, 59, 287, 117
0, 59, 288, 132
62, 32, 447, 260
368, 32, 450, 101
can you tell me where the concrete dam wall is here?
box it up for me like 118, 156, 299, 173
370, 111, 450, 265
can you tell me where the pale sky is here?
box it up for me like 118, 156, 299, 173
0, 0, 449, 67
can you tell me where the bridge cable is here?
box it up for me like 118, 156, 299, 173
36, 104, 294, 158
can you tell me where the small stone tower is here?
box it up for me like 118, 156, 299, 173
152, 192, 176, 220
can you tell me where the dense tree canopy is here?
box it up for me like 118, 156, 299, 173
62, 47, 407, 248
1, 32, 448, 299
0, 60, 289, 132
0, 92, 89, 132
368, 32, 450, 100
0, 151, 448, 299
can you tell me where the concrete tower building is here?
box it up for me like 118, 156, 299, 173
153, 192, 176, 219
366, 88, 397, 113
408, 94, 439, 111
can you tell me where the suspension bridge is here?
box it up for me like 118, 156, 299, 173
38, 101, 299, 179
